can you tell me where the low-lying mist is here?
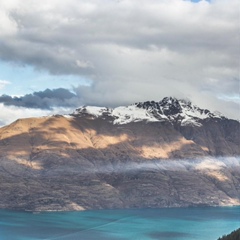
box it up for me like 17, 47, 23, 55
49, 156, 240, 176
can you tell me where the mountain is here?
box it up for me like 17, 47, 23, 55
0, 97, 239, 211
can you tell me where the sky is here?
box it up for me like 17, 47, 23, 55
0, 0, 239, 126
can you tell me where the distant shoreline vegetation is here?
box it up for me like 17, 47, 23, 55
218, 228, 240, 240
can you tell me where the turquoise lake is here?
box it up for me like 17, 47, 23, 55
0, 207, 239, 240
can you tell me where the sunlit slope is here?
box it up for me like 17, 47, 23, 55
0, 115, 205, 165
0, 114, 239, 164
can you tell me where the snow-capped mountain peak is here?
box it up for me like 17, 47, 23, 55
72, 97, 225, 127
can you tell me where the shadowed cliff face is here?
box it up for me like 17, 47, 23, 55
0, 115, 239, 211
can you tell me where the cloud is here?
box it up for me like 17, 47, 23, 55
0, 0, 239, 119
0, 88, 79, 109
0, 80, 11, 90
0, 103, 74, 126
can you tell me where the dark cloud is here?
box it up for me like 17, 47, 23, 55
0, 88, 79, 109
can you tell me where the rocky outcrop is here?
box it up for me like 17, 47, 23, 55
0, 98, 239, 211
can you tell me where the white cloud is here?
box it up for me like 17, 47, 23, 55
0, 0, 239, 119
0, 80, 11, 90
0, 103, 73, 126
76, 60, 94, 69
0, 0, 19, 36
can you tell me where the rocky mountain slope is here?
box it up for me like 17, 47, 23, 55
0, 97, 239, 211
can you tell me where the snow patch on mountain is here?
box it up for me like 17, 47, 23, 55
112, 105, 160, 124
74, 106, 110, 117
73, 105, 161, 124
72, 97, 225, 127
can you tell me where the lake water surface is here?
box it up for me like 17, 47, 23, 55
0, 206, 239, 240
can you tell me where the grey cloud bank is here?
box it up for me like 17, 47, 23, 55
0, 0, 239, 122
0, 88, 78, 109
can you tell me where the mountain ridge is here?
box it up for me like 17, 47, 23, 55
71, 97, 227, 127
